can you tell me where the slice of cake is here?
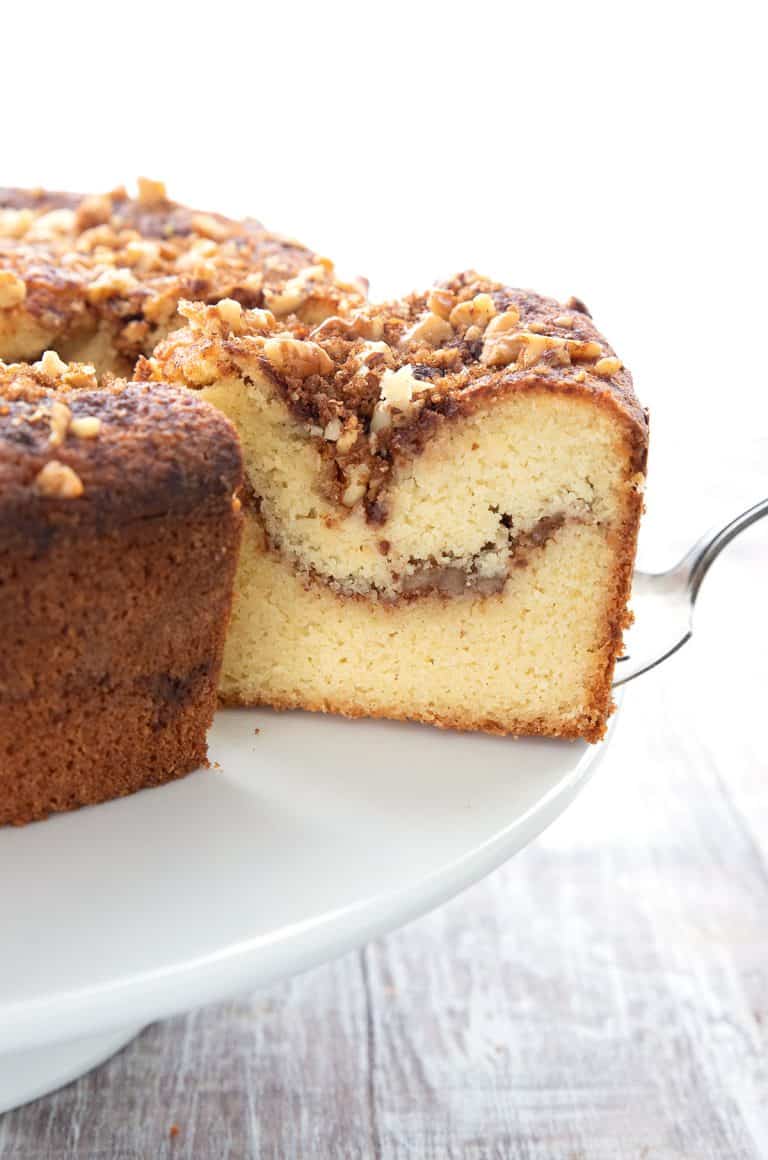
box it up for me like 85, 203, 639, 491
0, 180, 364, 374
0, 358, 243, 825
143, 273, 648, 741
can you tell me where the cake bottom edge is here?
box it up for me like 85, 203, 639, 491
217, 689, 611, 743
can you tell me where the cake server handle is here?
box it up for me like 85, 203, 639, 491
613, 496, 768, 687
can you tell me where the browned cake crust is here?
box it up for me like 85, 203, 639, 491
0, 377, 244, 825
0, 180, 365, 372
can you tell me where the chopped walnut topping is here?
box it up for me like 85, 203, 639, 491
553, 314, 575, 329
336, 418, 360, 454
0, 208, 34, 238
566, 339, 602, 362
144, 283, 180, 325
426, 288, 457, 320
137, 177, 167, 205
175, 240, 217, 270
123, 238, 161, 269
312, 311, 384, 342
76, 195, 113, 230
354, 340, 395, 374
485, 308, 520, 336
517, 333, 566, 369
369, 363, 426, 436
481, 328, 565, 370
369, 405, 392, 436
49, 400, 72, 447
34, 460, 84, 499
62, 363, 98, 389
265, 264, 330, 316
323, 417, 342, 441
86, 266, 139, 303
216, 298, 243, 328
26, 209, 76, 240
0, 270, 27, 308
262, 336, 333, 378
380, 364, 423, 408
190, 213, 231, 242
594, 356, 622, 377
449, 293, 497, 333
36, 350, 68, 378
341, 462, 370, 507
69, 415, 102, 439
401, 311, 454, 349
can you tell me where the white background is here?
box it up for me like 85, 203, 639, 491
5, 0, 767, 525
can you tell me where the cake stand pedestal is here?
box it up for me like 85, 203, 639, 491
0, 1026, 142, 1115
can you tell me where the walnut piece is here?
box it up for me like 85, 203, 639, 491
0, 208, 34, 238
341, 463, 370, 507
481, 328, 565, 370
401, 311, 454, 350
566, 339, 602, 362
37, 350, 68, 378
594, 356, 622, 377
449, 293, 497, 332
137, 177, 167, 205
262, 336, 333, 379
87, 267, 139, 303
34, 460, 84, 499
27, 209, 76, 240
335, 418, 360, 454
484, 308, 520, 336
426, 288, 457, 320
61, 363, 98, 389
265, 264, 329, 317
216, 298, 243, 328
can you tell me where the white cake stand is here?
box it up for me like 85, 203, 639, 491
0, 706, 614, 1113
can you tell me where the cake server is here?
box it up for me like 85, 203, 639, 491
614, 496, 768, 687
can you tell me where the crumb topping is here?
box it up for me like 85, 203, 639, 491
144, 271, 646, 520
0, 181, 365, 369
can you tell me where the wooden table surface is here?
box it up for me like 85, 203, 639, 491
1, 494, 766, 1158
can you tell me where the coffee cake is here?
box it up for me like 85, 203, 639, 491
0, 361, 243, 824
144, 273, 648, 741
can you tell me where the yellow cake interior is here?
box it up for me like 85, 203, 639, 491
197, 373, 641, 740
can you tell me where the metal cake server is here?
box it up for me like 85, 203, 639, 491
614, 497, 768, 687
